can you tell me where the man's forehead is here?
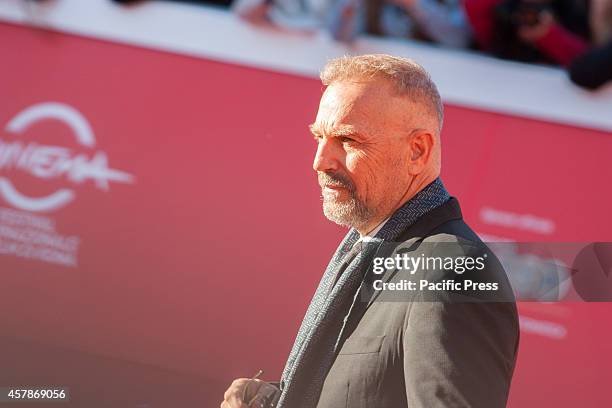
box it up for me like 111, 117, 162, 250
312, 80, 403, 135
320, 80, 390, 108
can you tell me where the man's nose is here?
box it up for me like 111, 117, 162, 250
313, 138, 340, 173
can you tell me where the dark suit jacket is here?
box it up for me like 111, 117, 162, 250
315, 198, 520, 408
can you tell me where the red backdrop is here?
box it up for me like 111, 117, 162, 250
1, 22, 611, 407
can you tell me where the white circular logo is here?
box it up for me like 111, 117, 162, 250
0, 102, 134, 212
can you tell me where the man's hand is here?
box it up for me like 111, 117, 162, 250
220, 378, 280, 408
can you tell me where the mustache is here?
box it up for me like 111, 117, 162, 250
318, 171, 356, 192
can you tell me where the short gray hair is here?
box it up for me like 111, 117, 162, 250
320, 54, 444, 133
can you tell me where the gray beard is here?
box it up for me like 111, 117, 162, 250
322, 194, 374, 230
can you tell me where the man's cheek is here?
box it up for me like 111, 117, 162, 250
347, 167, 374, 203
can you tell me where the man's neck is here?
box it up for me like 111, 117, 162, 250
354, 174, 440, 236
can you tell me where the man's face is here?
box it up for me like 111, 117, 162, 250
310, 79, 415, 230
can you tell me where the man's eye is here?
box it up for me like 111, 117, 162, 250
339, 136, 355, 144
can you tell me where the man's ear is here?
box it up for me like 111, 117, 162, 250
406, 129, 435, 175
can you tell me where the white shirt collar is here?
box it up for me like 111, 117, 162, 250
358, 217, 390, 241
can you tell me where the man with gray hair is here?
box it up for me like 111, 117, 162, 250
221, 54, 519, 408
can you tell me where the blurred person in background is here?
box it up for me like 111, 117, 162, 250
363, 0, 472, 48
463, 0, 591, 66
569, 0, 612, 89
232, 0, 472, 47
589, 0, 612, 44
114, 0, 233, 7
232, 0, 341, 32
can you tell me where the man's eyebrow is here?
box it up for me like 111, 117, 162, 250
330, 127, 359, 137
308, 124, 361, 138
308, 123, 320, 135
